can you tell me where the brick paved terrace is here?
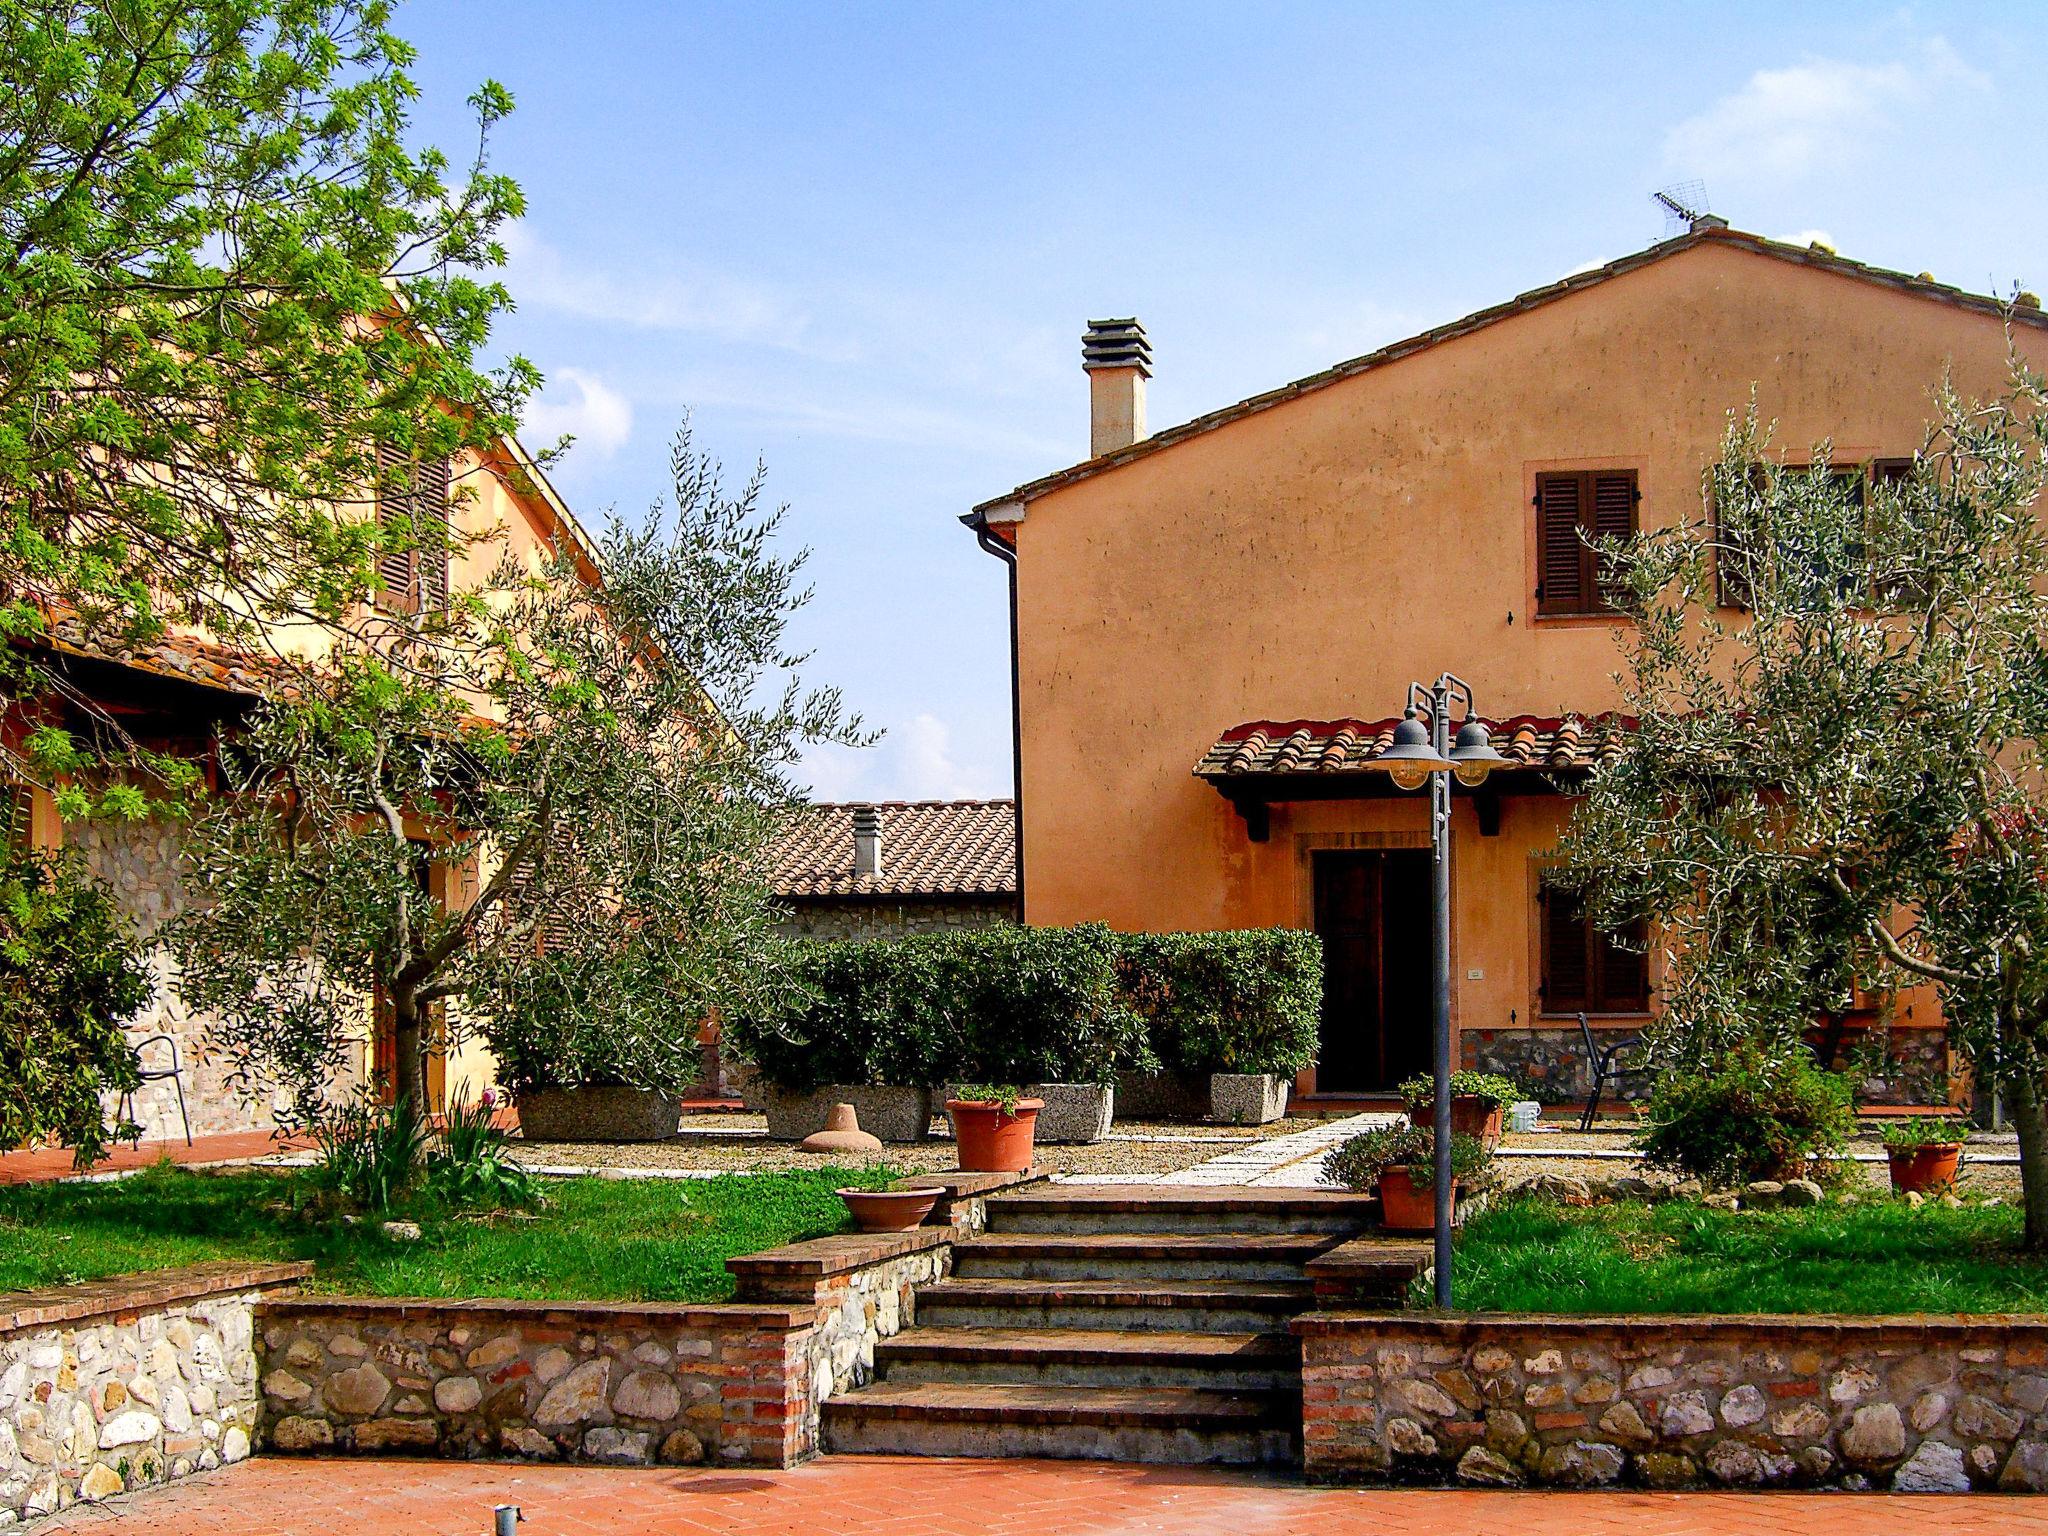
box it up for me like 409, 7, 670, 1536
36, 1454, 2048, 1535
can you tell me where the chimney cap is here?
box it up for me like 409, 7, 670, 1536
1083, 317, 1151, 377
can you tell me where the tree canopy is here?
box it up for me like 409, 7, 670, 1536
1556, 358, 2048, 1244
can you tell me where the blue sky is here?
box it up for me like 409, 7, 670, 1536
401, 3, 2045, 801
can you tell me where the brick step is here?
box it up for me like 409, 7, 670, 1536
913, 1276, 1312, 1333
950, 1231, 1338, 1283
984, 1184, 1374, 1236
821, 1381, 1299, 1465
875, 1325, 1299, 1391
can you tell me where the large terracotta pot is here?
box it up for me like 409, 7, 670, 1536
946, 1098, 1043, 1173
1409, 1095, 1505, 1151
1887, 1143, 1964, 1195
1378, 1165, 1458, 1233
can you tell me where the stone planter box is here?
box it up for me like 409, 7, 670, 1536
1025, 1082, 1114, 1144
1113, 1069, 1209, 1121
1210, 1072, 1290, 1124
517, 1086, 683, 1142
762, 1083, 934, 1143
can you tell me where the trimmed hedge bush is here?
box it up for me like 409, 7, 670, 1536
1637, 1044, 1855, 1186
726, 924, 1322, 1090
1118, 928, 1322, 1078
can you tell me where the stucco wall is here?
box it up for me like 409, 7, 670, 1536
1006, 240, 2012, 1072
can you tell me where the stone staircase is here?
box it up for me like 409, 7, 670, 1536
820, 1184, 1428, 1466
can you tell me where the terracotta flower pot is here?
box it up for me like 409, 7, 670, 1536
1378, 1165, 1458, 1233
836, 1185, 944, 1233
1409, 1095, 1505, 1151
946, 1098, 1043, 1173
1887, 1143, 1964, 1196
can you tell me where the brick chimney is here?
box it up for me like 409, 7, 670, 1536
1082, 318, 1150, 458
851, 805, 883, 879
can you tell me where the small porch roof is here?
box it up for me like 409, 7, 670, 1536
1194, 714, 1630, 838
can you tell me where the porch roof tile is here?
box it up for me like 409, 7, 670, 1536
1194, 715, 1630, 780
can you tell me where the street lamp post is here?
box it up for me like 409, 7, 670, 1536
1372, 674, 1505, 1307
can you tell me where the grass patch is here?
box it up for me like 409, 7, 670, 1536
0, 1161, 900, 1302
1451, 1195, 2048, 1314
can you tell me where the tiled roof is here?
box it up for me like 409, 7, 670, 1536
36, 618, 287, 698
971, 223, 2048, 522
765, 800, 1017, 900
1195, 716, 1631, 780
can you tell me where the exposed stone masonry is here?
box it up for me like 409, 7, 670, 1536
0, 1263, 301, 1524
1296, 1312, 2048, 1491
773, 897, 1014, 942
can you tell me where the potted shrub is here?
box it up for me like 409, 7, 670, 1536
1399, 1071, 1519, 1150
946, 1084, 1043, 1172
1322, 1123, 1489, 1232
1883, 1117, 1970, 1195
1118, 930, 1323, 1125
479, 951, 692, 1142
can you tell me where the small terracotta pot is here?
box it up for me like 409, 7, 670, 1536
1378, 1165, 1458, 1233
1887, 1143, 1964, 1196
836, 1185, 944, 1233
946, 1098, 1043, 1173
1409, 1095, 1505, 1151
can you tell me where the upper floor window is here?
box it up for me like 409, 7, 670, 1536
1716, 459, 1914, 611
1535, 469, 1638, 616
375, 441, 451, 615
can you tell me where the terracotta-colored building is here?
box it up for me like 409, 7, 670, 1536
966, 220, 2045, 1107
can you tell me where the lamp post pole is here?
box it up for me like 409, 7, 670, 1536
1377, 673, 1501, 1310
1425, 678, 1455, 1308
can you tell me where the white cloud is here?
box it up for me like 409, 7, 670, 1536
522, 367, 634, 458
1663, 38, 1989, 182
800, 712, 1006, 802
1776, 228, 1837, 251
502, 221, 814, 348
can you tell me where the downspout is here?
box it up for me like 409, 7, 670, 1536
964, 512, 1025, 923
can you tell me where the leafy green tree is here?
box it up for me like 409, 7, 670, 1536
1555, 362, 2048, 1244
0, 0, 534, 794
168, 426, 866, 1120
0, 848, 150, 1165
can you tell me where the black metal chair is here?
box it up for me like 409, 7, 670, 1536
117, 1034, 192, 1147
1577, 1011, 1643, 1132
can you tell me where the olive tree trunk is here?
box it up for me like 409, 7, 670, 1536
2009, 1071, 2048, 1252
390, 987, 427, 1114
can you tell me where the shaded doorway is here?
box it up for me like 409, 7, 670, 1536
1311, 849, 1432, 1093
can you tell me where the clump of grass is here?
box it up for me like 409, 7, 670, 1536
1447, 1194, 2048, 1315
0, 1161, 900, 1302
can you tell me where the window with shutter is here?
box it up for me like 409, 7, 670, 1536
374, 440, 417, 613
1534, 469, 1637, 615
1541, 887, 1649, 1014
373, 446, 452, 615
416, 453, 451, 611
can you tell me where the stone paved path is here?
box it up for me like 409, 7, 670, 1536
1159, 1112, 1392, 1187
36, 1453, 2047, 1535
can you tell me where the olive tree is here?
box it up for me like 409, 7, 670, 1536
1555, 360, 2048, 1245
168, 426, 866, 1121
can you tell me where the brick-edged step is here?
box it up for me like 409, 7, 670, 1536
914, 1277, 1311, 1333
821, 1381, 1298, 1465
876, 1326, 1298, 1391
952, 1231, 1338, 1283
984, 1184, 1374, 1235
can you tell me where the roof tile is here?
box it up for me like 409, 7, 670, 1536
1195, 715, 1630, 780
765, 800, 1016, 900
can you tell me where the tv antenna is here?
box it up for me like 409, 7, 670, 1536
1653, 182, 1711, 235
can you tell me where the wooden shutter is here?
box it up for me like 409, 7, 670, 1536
1535, 474, 1586, 614
375, 440, 418, 613
1596, 919, 1649, 1012
416, 455, 451, 611
1590, 471, 1637, 609
1540, 889, 1592, 1012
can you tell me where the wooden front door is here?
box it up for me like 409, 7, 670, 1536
1312, 849, 1432, 1093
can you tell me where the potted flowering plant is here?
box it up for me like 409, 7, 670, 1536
1322, 1123, 1490, 1231
1399, 1071, 1519, 1151
1882, 1117, 1970, 1195
945, 1084, 1043, 1172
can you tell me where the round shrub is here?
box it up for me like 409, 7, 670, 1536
1637, 1045, 1854, 1186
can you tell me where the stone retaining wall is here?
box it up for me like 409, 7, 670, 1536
254, 1224, 962, 1470
0, 1261, 307, 1523
1295, 1311, 2048, 1492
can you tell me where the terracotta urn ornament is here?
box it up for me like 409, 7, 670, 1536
837, 1184, 944, 1232
946, 1091, 1043, 1173
800, 1102, 884, 1156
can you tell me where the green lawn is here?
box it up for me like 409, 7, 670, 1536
0, 1161, 900, 1302
1449, 1195, 2048, 1314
